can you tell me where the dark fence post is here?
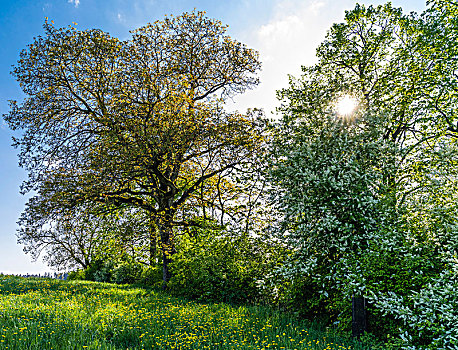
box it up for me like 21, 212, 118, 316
352, 295, 367, 339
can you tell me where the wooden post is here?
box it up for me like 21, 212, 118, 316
352, 296, 367, 339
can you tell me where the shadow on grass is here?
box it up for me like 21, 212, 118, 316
0, 275, 379, 350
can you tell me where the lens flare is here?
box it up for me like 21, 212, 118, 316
336, 96, 358, 116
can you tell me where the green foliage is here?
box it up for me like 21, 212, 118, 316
270, 1, 458, 348
76, 256, 161, 286
94, 260, 116, 283
67, 269, 86, 281
277, 275, 332, 323
5, 10, 265, 286
169, 220, 285, 304
83, 259, 115, 283
112, 262, 143, 285
136, 266, 163, 287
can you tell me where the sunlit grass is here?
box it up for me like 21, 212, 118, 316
0, 275, 374, 349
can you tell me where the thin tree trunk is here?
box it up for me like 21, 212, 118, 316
149, 214, 156, 266
158, 218, 175, 289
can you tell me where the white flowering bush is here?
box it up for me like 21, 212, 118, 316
268, 1, 458, 347
369, 266, 458, 350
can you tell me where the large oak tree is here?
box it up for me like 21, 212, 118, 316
5, 11, 264, 285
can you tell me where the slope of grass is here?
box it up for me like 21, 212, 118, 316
0, 275, 376, 349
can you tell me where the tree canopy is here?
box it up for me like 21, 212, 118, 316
5, 11, 265, 285
269, 1, 458, 347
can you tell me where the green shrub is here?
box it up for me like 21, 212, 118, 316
137, 266, 162, 286
81, 259, 115, 282
169, 222, 286, 304
281, 275, 334, 323
93, 260, 115, 283
67, 269, 85, 280
83, 259, 103, 281
112, 262, 143, 284
73, 257, 162, 286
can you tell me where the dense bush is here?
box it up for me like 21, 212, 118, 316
72, 258, 158, 285
169, 222, 286, 304
112, 262, 143, 285
136, 266, 162, 287
67, 269, 85, 281
276, 275, 333, 323
81, 259, 109, 282
93, 260, 115, 283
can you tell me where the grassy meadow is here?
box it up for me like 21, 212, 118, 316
0, 275, 377, 350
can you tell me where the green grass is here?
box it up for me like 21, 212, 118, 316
0, 275, 375, 349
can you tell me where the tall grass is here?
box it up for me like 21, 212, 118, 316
0, 275, 377, 349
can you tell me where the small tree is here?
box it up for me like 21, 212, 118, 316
17, 199, 151, 272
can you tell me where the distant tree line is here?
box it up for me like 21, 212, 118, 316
2, 272, 69, 280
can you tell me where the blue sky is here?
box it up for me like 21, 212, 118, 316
0, 0, 426, 274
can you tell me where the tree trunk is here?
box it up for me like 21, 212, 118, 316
158, 218, 175, 289
150, 234, 156, 266
149, 215, 157, 266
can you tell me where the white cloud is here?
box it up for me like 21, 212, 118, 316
227, 0, 427, 116
68, 0, 80, 8
42, 3, 52, 12
309, 0, 326, 15
226, 0, 354, 116
117, 12, 126, 23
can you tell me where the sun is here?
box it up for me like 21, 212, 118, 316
336, 96, 358, 116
